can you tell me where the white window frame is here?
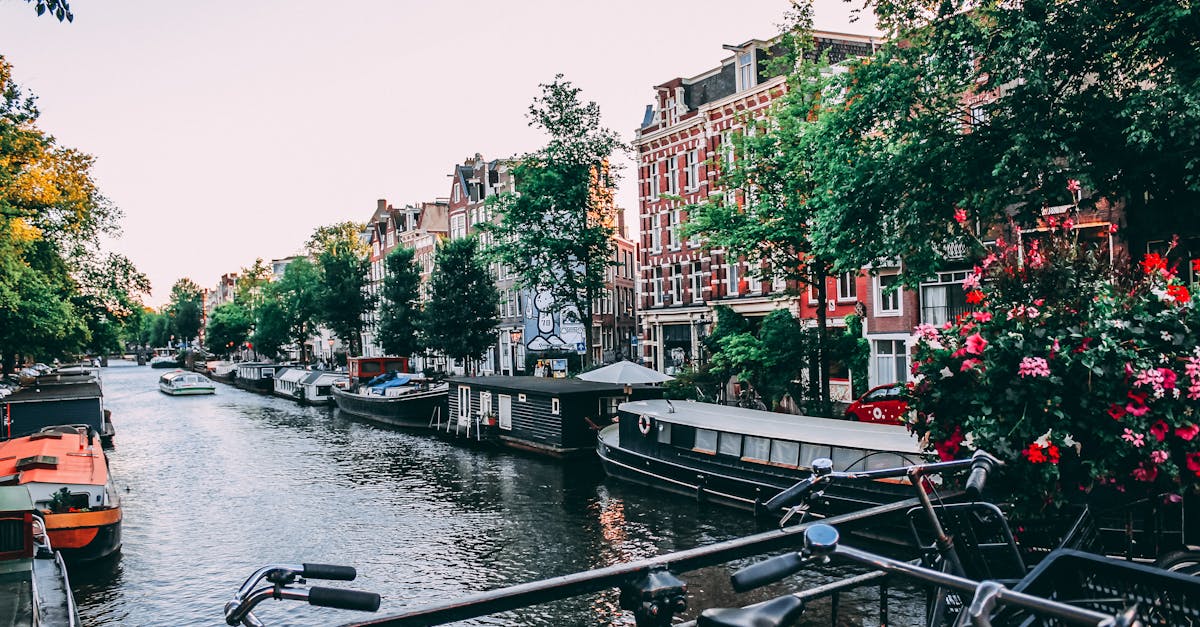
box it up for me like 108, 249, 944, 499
837, 272, 858, 303
728, 261, 740, 296
685, 150, 699, 191
498, 394, 512, 430
551, 398, 561, 415
648, 162, 659, 201
690, 271, 703, 303
457, 385, 471, 420
479, 391, 492, 418
668, 210, 681, 250
453, 183, 460, 203
666, 156, 679, 195
870, 336, 911, 388
650, 217, 662, 252
737, 50, 757, 91
874, 272, 903, 317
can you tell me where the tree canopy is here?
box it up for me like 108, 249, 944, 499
309, 223, 373, 356
168, 278, 204, 345
421, 238, 498, 371
377, 246, 423, 358
205, 302, 251, 356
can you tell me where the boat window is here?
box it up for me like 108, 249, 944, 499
361, 362, 382, 374
770, 440, 800, 467
799, 443, 833, 468
551, 398, 561, 415
743, 436, 771, 462
694, 429, 718, 454
317, 386, 331, 395
458, 386, 471, 419
717, 432, 742, 457
657, 421, 672, 444
832, 447, 868, 472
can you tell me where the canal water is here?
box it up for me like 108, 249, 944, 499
70, 361, 922, 626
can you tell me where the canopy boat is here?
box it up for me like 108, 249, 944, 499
332, 370, 447, 429
0, 427, 122, 561
158, 370, 216, 396
0, 486, 80, 627
598, 400, 924, 529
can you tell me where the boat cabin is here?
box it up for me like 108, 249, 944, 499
616, 399, 921, 473
234, 362, 277, 393
348, 357, 410, 385
298, 372, 346, 405
272, 367, 306, 399
1, 380, 106, 441
446, 376, 662, 457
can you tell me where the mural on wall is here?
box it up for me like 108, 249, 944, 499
524, 287, 586, 353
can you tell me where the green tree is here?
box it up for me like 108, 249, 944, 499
308, 223, 373, 356
270, 258, 321, 364
167, 278, 204, 345
147, 310, 173, 348
251, 297, 290, 361
421, 238, 499, 373
73, 251, 151, 356
484, 76, 623, 367
234, 257, 272, 316
808, 0, 1200, 280
377, 246, 423, 358
205, 302, 252, 357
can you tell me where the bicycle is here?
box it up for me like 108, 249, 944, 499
694, 522, 1177, 627
224, 563, 381, 626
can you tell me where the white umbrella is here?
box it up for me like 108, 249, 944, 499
577, 361, 675, 385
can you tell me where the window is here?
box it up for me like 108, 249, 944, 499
671, 270, 683, 303
717, 432, 742, 457
657, 421, 672, 444
799, 443, 832, 468
837, 272, 857, 302
453, 183, 460, 203
694, 429, 717, 454
876, 273, 902, 315
770, 440, 800, 467
728, 262, 740, 296
873, 339, 909, 387
685, 150, 699, 191
666, 156, 678, 195
653, 268, 664, 306
650, 217, 662, 252
921, 271, 971, 325
722, 132, 735, 168
551, 398, 560, 415
518, 393, 527, 402
668, 210, 681, 249
737, 51, 756, 90
457, 386, 471, 420
648, 162, 659, 200
743, 436, 770, 462
498, 394, 512, 430
690, 271, 703, 303
451, 215, 466, 240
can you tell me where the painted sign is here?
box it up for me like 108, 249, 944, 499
522, 287, 585, 352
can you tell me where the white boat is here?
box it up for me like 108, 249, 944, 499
272, 367, 306, 400
157, 370, 216, 396
297, 371, 348, 405
149, 348, 179, 369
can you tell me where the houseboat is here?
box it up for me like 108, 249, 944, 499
149, 348, 179, 369
157, 370, 216, 396
234, 362, 278, 394
331, 372, 448, 429
446, 376, 662, 458
210, 362, 237, 384
297, 371, 347, 405
0, 427, 122, 561
598, 399, 924, 520
1, 376, 115, 445
0, 486, 80, 627
272, 367, 306, 401
348, 356, 411, 385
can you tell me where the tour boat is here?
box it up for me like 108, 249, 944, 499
0, 486, 80, 626
158, 369, 216, 396
332, 372, 448, 429
0, 427, 122, 561
598, 399, 923, 521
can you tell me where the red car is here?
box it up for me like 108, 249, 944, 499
845, 383, 907, 425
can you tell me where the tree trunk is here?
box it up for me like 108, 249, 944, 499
814, 261, 831, 414
581, 287, 594, 369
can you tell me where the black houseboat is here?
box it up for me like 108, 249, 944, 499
1, 375, 114, 445
234, 362, 278, 394
446, 376, 662, 458
599, 399, 923, 519
332, 357, 447, 429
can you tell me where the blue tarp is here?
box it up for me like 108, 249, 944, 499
365, 372, 412, 395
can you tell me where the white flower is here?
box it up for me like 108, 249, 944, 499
1035, 429, 1053, 447
1162, 330, 1174, 341
962, 431, 976, 451
939, 367, 954, 379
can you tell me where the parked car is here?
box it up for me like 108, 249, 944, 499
845, 383, 907, 425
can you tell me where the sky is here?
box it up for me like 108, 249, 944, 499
0, 0, 877, 306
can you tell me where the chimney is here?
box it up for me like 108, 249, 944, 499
377, 199, 387, 213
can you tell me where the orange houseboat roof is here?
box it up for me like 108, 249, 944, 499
0, 432, 108, 487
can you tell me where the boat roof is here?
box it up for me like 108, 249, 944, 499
0, 485, 34, 513
276, 368, 307, 383
0, 431, 109, 487
446, 375, 637, 395
619, 399, 921, 453
4, 381, 103, 404
300, 372, 346, 385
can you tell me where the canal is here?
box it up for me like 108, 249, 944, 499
70, 361, 921, 626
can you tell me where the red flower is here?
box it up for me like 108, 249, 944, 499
935, 427, 965, 461
1023, 443, 1047, 464
1176, 424, 1199, 441
954, 207, 968, 225
1132, 463, 1158, 483
965, 290, 984, 304
1066, 179, 1081, 192
1150, 420, 1169, 442
964, 333, 987, 355
1187, 452, 1200, 477
1044, 444, 1060, 463
1193, 259, 1200, 274
1167, 284, 1190, 303
1141, 253, 1168, 275
1107, 404, 1127, 420
1159, 368, 1177, 390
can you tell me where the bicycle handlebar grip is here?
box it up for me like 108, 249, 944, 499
307, 587, 381, 612
302, 563, 357, 581
965, 451, 999, 500
764, 477, 816, 513
730, 552, 806, 592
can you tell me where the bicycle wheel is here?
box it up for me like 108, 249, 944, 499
1155, 549, 1200, 576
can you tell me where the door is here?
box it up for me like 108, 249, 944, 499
458, 386, 471, 425
498, 394, 512, 431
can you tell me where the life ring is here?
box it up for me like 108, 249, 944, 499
638, 414, 652, 436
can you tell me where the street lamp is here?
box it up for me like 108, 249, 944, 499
327, 338, 335, 366
509, 329, 523, 376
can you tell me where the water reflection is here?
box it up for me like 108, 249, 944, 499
71, 362, 916, 626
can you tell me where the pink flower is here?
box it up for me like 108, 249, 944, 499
981, 253, 997, 269
1066, 179, 1081, 192
1176, 424, 1199, 441
965, 333, 987, 355
954, 208, 968, 225
1109, 223, 1118, 233
1158, 368, 1177, 390
972, 311, 992, 323
1017, 356, 1050, 378
1122, 429, 1145, 447
960, 358, 982, 372
962, 273, 981, 291
1132, 464, 1158, 483
1150, 450, 1169, 464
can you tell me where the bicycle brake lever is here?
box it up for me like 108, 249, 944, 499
779, 502, 810, 527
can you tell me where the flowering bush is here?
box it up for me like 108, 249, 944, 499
907, 225, 1200, 522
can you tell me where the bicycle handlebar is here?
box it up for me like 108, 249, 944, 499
964, 451, 1000, 500
224, 563, 379, 626
308, 586, 382, 611
303, 563, 357, 581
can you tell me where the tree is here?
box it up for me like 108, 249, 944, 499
234, 257, 272, 316
167, 278, 204, 345
484, 76, 624, 367
269, 258, 322, 363
308, 222, 373, 356
685, 3, 841, 409
807, 0, 1200, 280
73, 251, 151, 356
377, 246, 423, 358
251, 297, 290, 361
421, 238, 499, 373
24, 0, 73, 22
205, 302, 251, 356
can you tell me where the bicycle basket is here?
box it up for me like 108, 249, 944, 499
1000, 548, 1200, 626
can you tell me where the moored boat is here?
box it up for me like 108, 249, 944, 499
598, 399, 923, 523
149, 348, 179, 369
296, 371, 347, 405
234, 362, 278, 394
157, 370, 216, 396
0, 486, 80, 627
332, 372, 448, 429
271, 367, 306, 401
0, 427, 122, 561
1, 374, 115, 445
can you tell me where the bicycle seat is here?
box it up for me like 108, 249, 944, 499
698, 595, 806, 627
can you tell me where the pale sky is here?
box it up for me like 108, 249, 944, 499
0, 0, 876, 306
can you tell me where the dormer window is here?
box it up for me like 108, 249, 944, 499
737, 50, 757, 91
453, 183, 460, 203
665, 97, 677, 125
